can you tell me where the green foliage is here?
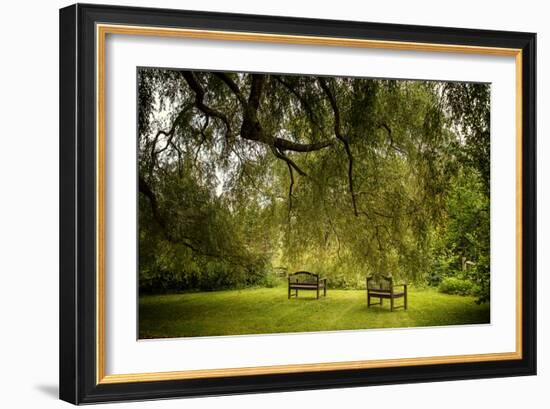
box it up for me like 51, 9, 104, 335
430, 167, 490, 303
444, 82, 491, 193
261, 269, 285, 288
438, 276, 479, 296
137, 68, 491, 305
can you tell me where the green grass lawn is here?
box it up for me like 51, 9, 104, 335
139, 287, 490, 339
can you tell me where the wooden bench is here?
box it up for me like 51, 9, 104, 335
288, 271, 327, 299
367, 276, 407, 311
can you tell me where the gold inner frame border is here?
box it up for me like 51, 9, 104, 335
95, 23, 523, 385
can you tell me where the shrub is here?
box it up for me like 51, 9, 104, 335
262, 270, 282, 288
438, 276, 477, 296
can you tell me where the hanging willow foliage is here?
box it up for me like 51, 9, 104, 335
137, 68, 490, 303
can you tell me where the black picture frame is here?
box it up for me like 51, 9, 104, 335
60, 3, 536, 404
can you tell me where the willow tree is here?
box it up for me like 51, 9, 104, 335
138, 68, 489, 297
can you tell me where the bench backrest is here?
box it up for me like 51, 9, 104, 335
289, 271, 318, 284
367, 276, 392, 291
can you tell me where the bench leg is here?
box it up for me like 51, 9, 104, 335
316, 287, 319, 299
288, 286, 291, 299
324, 286, 326, 297
391, 297, 394, 312
380, 298, 383, 307
404, 291, 408, 310
367, 294, 370, 307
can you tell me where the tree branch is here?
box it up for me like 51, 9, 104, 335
319, 78, 359, 216
148, 103, 194, 177
273, 75, 321, 131
286, 161, 294, 223
274, 137, 333, 152
185, 72, 333, 156
379, 122, 407, 155
270, 146, 308, 177
180, 71, 233, 136
193, 116, 210, 164
213, 72, 248, 106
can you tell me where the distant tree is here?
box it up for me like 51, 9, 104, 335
443, 82, 490, 193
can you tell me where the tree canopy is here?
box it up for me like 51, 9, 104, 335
138, 68, 490, 302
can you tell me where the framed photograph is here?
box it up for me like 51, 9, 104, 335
59, 3, 536, 404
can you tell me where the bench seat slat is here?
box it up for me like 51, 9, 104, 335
368, 291, 404, 297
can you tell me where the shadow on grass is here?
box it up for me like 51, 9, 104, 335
288, 297, 327, 302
